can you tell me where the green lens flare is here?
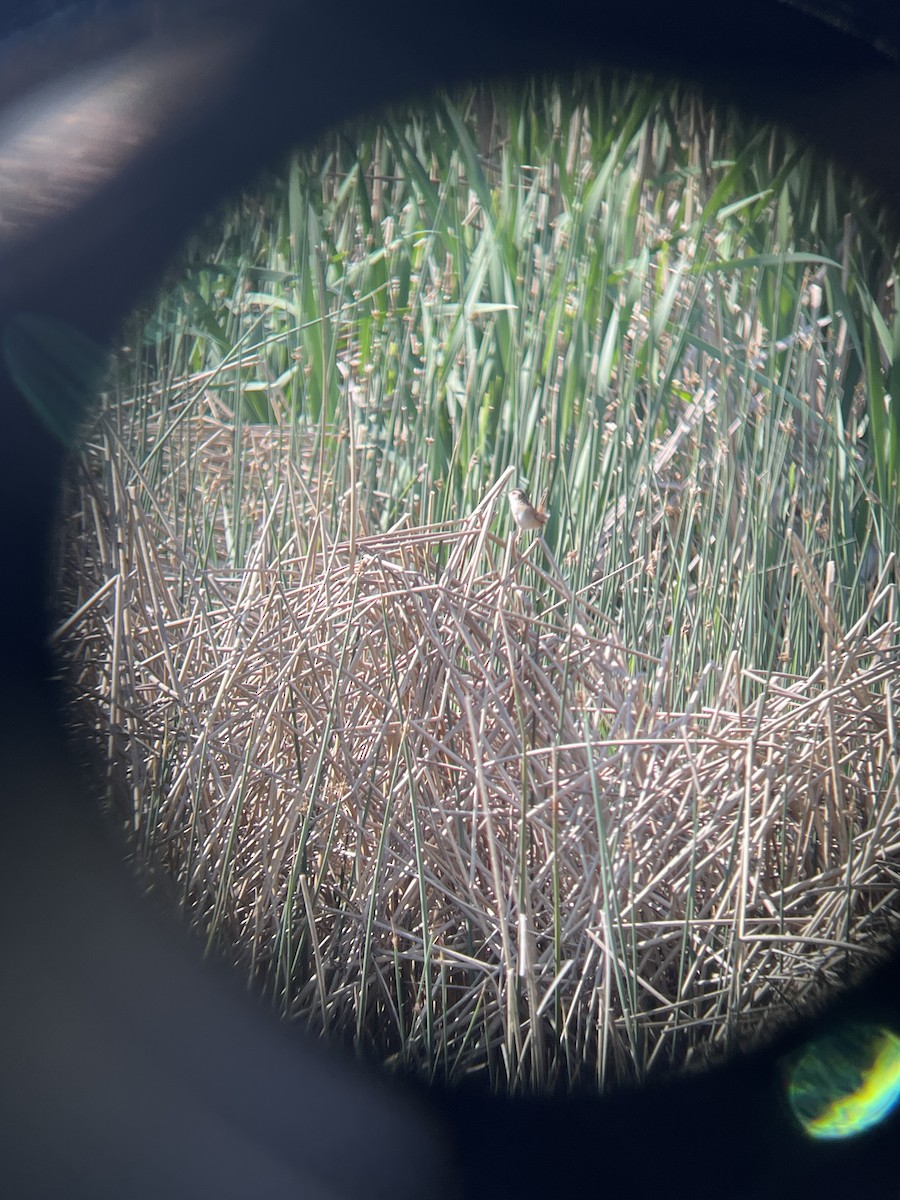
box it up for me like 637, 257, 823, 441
785, 1024, 900, 1140
3, 313, 109, 448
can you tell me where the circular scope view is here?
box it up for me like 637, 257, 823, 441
52, 76, 900, 1092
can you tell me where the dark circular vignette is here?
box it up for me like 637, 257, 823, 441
2, 2, 900, 1198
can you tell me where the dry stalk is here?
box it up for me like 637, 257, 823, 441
55, 402, 900, 1091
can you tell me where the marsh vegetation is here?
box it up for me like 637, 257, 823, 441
58, 76, 900, 1091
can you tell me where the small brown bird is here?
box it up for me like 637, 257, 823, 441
507, 487, 548, 533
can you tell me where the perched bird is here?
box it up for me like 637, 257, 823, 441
507, 486, 548, 534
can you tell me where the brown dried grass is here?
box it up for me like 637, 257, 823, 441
56, 403, 900, 1092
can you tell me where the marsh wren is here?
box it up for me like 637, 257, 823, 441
507, 487, 548, 533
